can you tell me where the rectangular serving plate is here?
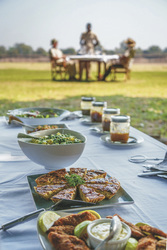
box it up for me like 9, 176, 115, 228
27, 173, 134, 212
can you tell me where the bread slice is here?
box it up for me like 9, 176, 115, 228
51, 187, 77, 203
34, 184, 68, 200
79, 185, 105, 203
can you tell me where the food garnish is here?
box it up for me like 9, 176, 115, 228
65, 174, 85, 187
38, 211, 60, 232
74, 220, 92, 239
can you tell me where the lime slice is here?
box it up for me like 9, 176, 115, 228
78, 210, 101, 219
74, 220, 92, 238
38, 211, 60, 233
125, 237, 138, 250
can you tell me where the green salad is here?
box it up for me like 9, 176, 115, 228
17, 109, 59, 118
30, 132, 84, 145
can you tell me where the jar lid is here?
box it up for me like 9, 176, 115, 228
103, 108, 120, 114
111, 115, 130, 123
92, 101, 107, 107
81, 97, 95, 102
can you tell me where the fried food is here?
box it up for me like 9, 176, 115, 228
139, 224, 167, 238
52, 211, 97, 227
51, 187, 77, 203
48, 225, 75, 235
106, 214, 145, 238
137, 235, 157, 250
34, 184, 68, 200
79, 185, 105, 203
48, 232, 90, 250
156, 239, 167, 249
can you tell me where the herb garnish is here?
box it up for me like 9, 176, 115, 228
65, 174, 85, 187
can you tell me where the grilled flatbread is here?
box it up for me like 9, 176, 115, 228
35, 169, 68, 185
70, 168, 87, 177
85, 183, 120, 199
84, 170, 106, 181
34, 184, 68, 200
79, 185, 105, 203
51, 187, 77, 203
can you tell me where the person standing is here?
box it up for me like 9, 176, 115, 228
79, 23, 100, 79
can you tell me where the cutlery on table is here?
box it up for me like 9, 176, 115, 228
0, 199, 96, 231
11, 120, 35, 130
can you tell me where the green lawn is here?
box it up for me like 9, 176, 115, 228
0, 62, 167, 141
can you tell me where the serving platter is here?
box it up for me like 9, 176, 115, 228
100, 134, 144, 147
23, 123, 70, 134
27, 173, 134, 212
7, 107, 70, 125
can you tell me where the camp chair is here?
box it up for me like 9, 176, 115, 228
110, 57, 134, 81
50, 59, 68, 81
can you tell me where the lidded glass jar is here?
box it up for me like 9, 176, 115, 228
90, 101, 107, 122
110, 115, 130, 143
81, 97, 96, 116
102, 108, 120, 131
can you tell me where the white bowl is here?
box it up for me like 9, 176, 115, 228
7, 107, 70, 125
17, 128, 86, 170
87, 218, 131, 250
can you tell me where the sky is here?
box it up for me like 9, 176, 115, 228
0, 0, 167, 51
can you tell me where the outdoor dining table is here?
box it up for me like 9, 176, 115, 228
0, 115, 167, 250
68, 54, 119, 81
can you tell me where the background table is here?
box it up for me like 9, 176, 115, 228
0, 116, 167, 250
69, 55, 119, 81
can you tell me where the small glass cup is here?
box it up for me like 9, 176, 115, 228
110, 115, 130, 143
81, 97, 96, 116
90, 102, 107, 122
102, 108, 120, 132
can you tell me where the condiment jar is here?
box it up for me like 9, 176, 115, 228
102, 108, 120, 131
81, 97, 96, 116
110, 115, 130, 143
90, 101, 107, 122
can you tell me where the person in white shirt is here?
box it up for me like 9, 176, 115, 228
49, 39, 76, 80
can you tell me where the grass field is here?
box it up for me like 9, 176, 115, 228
0, 62, 167, 141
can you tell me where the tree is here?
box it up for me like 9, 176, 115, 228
35, 47, 48, 56
0, 46, 7, 58
61, 48, 76, 55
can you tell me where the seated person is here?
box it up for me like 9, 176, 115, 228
49, 39, 76, 80
102, 38, 136, 80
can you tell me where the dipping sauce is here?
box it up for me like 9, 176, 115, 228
91, 222, 128, 241
90, 102, 107, 123
110, 115, 130, 143
110, 132, 129, 143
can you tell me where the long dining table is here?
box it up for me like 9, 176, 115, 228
68, 54, 119, 81
0, 115, 167, 250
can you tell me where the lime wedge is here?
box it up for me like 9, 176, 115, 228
125, 237, 138, 250
78, 210, 101, 219
74, 220, 92, 238
38, 211, 60, 233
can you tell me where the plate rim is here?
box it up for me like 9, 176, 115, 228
100, 134, 144, 147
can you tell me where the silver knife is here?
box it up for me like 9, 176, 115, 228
0, 199, 95, 231
138, 171, 167, 177
0, 202, 61, 231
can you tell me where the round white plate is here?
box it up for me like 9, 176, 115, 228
100, 134, 144, 147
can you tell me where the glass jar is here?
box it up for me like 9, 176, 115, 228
90, 101, 107, 122
110, 115, 130, 143
102, 108, 120, 131
81, 97, 96, 116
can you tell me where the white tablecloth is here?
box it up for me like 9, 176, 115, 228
0, 116, 167, 250
68, 54, 119, 63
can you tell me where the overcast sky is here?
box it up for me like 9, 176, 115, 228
0, 0, 167, 51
